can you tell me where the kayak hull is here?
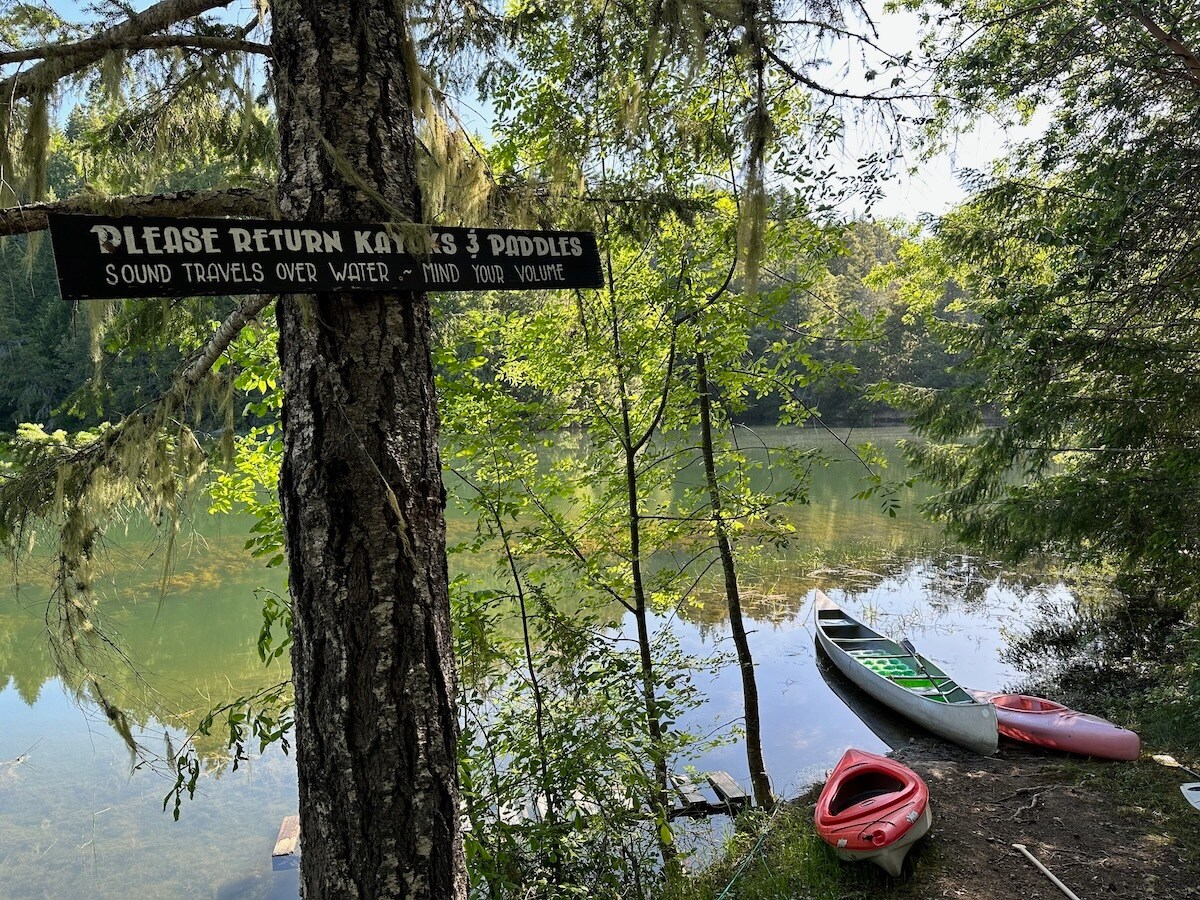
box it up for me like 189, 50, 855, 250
815, 748, 931, 877
835, 806, 932, 877
967, 690, 1140, 761
814, 591, 998, 755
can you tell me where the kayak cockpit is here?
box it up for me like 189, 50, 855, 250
827, 769, 910, 815
991, 694, 1067, 714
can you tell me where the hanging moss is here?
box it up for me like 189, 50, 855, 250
98, 49, 128, 104
417, 105, 494, 225
22, 88, 50, 202
1, 374, 211, 715
0, 101, 17, 209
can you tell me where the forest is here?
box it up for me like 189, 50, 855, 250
1, 1, 1199, 899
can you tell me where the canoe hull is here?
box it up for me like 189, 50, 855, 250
967, 690, 1140, 760
815, 748, 931, 878
814, 591, 998, 756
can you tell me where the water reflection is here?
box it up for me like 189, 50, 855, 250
0, 528, 289, 726
0, 427, 1094, 896
667, 552, 1083, 798
0, 526, 296, 898
812, 641, 925, 752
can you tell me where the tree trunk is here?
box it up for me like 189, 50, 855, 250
611, 308, 674, 861
623, 434, 678, 866
272, 2, 466, 897
695, 351, 773, 811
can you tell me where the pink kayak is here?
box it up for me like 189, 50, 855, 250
968, 690, 1140, 760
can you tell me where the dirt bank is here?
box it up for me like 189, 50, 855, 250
841, 738, 1200, 899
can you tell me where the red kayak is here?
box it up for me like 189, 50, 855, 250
814, 748, 931, 877
968, 690, 1140, 761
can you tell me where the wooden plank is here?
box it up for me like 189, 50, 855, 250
272, 815, 300, 857
671, 774, 709, 810
707, 771, 751, 807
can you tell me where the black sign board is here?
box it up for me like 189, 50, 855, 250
48, 214, 605, 300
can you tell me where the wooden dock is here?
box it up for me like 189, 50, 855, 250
271, 814, 300, 870
669, 770, 752, 818
671, 774, 709, 814
706, 771, 752, 808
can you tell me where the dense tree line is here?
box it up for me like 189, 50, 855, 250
883, 0, 1200, 614
0, 199, 958, 434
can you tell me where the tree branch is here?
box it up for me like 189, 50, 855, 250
0, 33, 270, 65
177, 295, 274, 395
0, 0, 235, 104
1125, 5, 1200, 86
760, 43, 937, 103
0, 186, 273, 236
769, 17, 905, 62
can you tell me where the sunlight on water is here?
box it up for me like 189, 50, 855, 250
0, 427, 1084, 895
0, 524, 297, 897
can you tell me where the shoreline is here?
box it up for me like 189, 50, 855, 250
804, 736, 1200, 898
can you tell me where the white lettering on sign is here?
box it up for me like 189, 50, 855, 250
91, 223, 216, 255
121, 225, 219, 254
91, 224, 122, 253
355, 230, 399, 254
514, 263, 565, 283
230, 227, 342, 254
105, 263, 173, 285
351, 230, 457, 255
181, 261, 265, 283
487, 234, 583, 258
57, 215, 601, 299
329, 262, 390, 283
421, 262, 460, 284
472, 264, 505, 284
276, 262, 318, 282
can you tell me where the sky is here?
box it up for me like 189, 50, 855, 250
863, 120, 1034, 221
829, 2, 1041, 220
31, 0, 1037, 222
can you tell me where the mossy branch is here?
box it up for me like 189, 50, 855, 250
0, 187, 274, 237
0, 0, 235, 105
1, 293, 276, 694
0, 34, 271, 66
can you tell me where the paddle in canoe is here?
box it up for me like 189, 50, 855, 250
813, 590, 998, 756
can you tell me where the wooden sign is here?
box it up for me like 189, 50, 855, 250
48, 214, 605, 300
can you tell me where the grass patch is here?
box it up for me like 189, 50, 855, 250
659, 803, 941, 900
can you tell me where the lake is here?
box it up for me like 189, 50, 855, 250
0, 426, 1077, 897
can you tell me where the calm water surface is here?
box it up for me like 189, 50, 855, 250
0, 426, 1074, 896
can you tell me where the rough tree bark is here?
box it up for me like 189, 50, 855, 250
271, 2, 466, 897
